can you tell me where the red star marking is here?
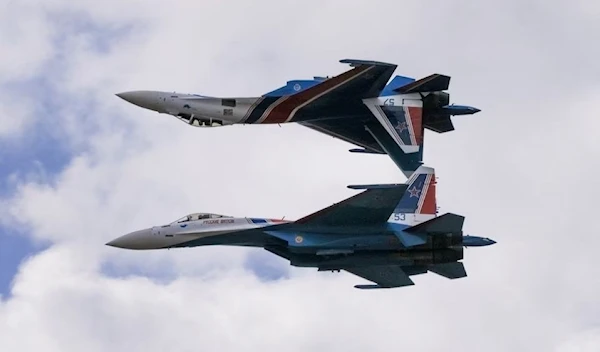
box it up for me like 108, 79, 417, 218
408, 186, 421, 198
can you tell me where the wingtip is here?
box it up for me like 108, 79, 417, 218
354, 284, 400, 289
339, 59, 396, 67
354, 284, 381, 289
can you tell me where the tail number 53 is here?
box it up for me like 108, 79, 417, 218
393, 213, 406, 221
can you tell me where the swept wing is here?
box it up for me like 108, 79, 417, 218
294, 184, 408, 227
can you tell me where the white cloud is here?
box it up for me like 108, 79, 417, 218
1, 0, 599, 350
556, 328, 600, 352
0, 1, 56, 82
0, 243, 581, 352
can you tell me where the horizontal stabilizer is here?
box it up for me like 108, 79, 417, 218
404, 213, 465, 234
346, 265, 415, 288
396, 231, 427, 247
429, 262, 467, 279
387, 223, 427, 247
395, 74, 451, 94
347, 183, 406, 190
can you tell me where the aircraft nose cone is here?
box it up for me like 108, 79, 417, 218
115, 91, 163, 112
116, 91, 147, 106
106, 228, 153, 250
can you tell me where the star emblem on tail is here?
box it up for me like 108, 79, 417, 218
395, 121, 408, 133
408, 186, 421, 198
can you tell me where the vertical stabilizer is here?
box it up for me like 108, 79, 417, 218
363, 96, 425, 177
388, 165, 437, 226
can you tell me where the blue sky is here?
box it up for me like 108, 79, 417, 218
0, 83, 72, 295
0, 230, 40, 295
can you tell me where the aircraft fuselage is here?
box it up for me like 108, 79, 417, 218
115, 90, 423, 128
106, 212, 492, 255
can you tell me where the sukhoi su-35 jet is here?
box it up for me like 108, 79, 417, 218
106, 166, 495, 289
116, 59, 480, 177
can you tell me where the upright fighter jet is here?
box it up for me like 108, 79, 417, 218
116, 59, 480, 177
106, 166, 495, 289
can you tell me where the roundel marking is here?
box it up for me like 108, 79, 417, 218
294, 235, 303, 244
293, 83, 301, 91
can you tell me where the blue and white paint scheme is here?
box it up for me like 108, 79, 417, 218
107, 166, 495, 289
116, 59, 481, 178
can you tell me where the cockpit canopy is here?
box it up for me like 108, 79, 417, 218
171, 213, 232, 224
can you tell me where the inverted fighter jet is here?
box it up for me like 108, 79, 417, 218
116, 59, 480, 177
106, 166, 494, 289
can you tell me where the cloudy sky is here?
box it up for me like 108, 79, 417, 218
1, 0, 599, 350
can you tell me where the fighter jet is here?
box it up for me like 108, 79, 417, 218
116, 59, 481, 177
106, 166, 495, 289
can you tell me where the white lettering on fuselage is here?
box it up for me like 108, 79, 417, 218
203, 219, 235, 225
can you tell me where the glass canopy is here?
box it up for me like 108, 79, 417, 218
171, 213, 232, 224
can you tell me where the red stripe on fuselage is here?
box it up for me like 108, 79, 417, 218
260, 65, 371, 124
407, 107, 423, 145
